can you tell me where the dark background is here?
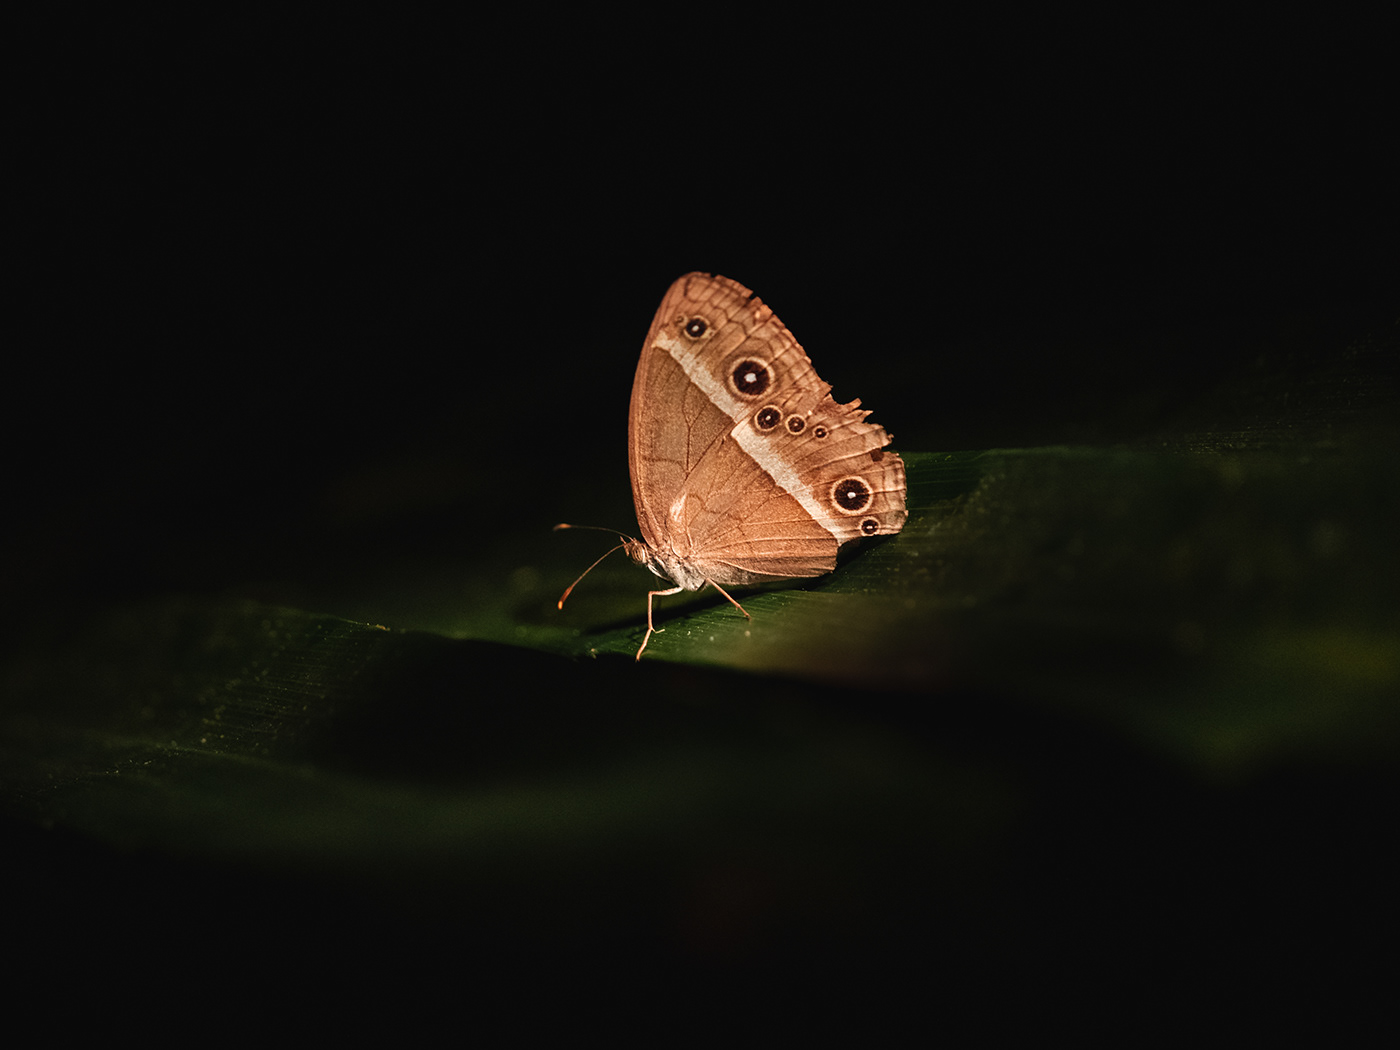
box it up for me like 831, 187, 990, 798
7, 15, 1397, 1028
12, 22, 1395, 626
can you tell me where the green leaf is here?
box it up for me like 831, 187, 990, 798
4, 327, 1398, 994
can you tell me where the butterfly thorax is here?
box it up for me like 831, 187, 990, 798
624, 538, 709, 592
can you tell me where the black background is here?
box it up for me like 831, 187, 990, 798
7, 13, 1398, 1029
13, 19, 1395, 625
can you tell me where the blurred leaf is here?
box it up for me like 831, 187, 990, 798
3, 323, 1398, 1005
1, 599, 1015, 949
536, 439, 1400, 773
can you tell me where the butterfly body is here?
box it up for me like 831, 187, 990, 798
619, 272, 907, 655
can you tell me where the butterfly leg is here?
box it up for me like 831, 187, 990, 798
637, 584, 684, 660
705, 579, 751, 621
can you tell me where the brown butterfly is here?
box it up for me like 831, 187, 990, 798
559, 272, 907, 659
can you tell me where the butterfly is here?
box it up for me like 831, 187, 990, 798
559, 272, 906, 659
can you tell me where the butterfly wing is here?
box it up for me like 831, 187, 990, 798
627, 272, 906, 588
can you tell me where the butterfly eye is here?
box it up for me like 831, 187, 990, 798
683, 318, 708, 338
830, 477, 873, 513
860, 518, 880, 535
812, 425, 829, 439
730, 359, 771, 396
785, 416, 806, 435
754, 406, 781, 431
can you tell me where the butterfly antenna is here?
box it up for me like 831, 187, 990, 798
553, 523, 634, 610
553, 523, 633, 539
